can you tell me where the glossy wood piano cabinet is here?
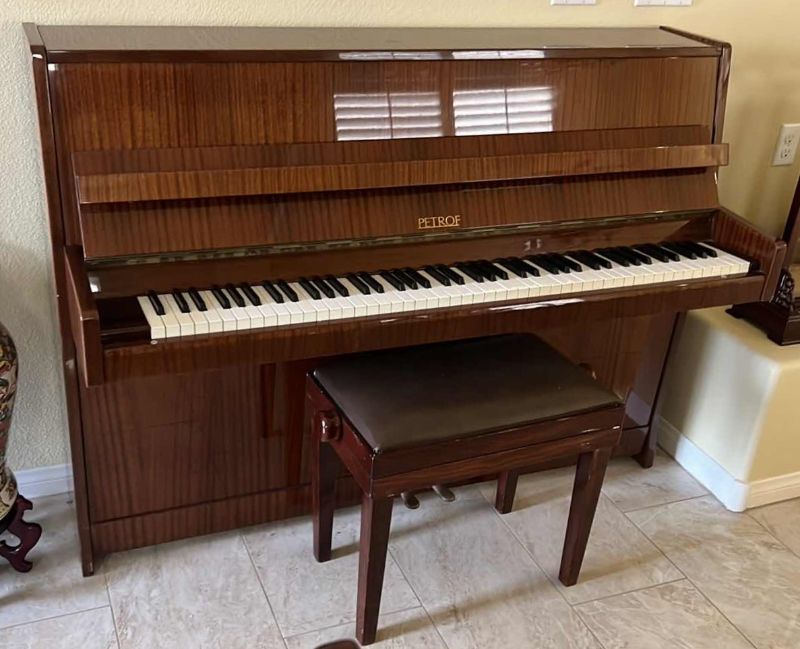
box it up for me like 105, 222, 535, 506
24, 24, 783, 575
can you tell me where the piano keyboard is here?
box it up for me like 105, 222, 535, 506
137, 242, 751, 340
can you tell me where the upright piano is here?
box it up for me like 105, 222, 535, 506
24, 24, 784, 575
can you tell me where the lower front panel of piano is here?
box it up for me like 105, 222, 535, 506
79, 311, 674, 569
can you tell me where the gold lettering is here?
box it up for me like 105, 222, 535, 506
416, 214, 463, 230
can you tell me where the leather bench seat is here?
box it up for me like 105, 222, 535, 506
313, 334, 620, 453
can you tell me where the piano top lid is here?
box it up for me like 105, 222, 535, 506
28, 24, 723, 63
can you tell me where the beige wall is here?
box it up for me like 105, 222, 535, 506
1, 0, 799, 470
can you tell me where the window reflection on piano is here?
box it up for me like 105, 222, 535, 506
453, 86, 554, 136
334, 91, 444, 141
333, 86, 554, 141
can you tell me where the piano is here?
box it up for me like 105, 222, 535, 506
24, 24, 784, 575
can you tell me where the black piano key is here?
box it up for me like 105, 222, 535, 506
517, 259, 541, 277
211, 285, 232, 309
681, 241, 714, 258
423, 265, 451, 286
624, 247, 653, 265
695, 242, 719, 258
645, 243, 680, 262
326, 276, 350, 297
483, 261, 508, 280
597, 248, 632, 267
633, 244, 670, 263
438, 265, 465, 285
526, 255, 560, 274
171, 289, 191, 313
468, 262, 494, 281
584, 250, 613, 269
404, 268, 431, 288
299, 278, 321, 300
359, 272, 384, 293
187, 288, 208, 312
277, 280, 299, 302
379, 271, 405, 291
544, 254, 574, 273
455, 262, 484, 282
147, 290, 166, 316
346, 273, 371, 295
393, 269, 418, 290
311, 276, 335, 299
614, 247, 649, 266
239, 283, 262, 306
261, 280, 284, 303
495, 259, 525, 278
567, 251, 601, 271
662, 241, 697, 260
608, 247, 641, 266
224, 283, 246, 307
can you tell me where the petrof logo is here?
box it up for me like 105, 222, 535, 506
417, 214, 462, 230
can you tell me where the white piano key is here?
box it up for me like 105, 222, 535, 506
202, 290, 237, 332
182, 294, 211, 335
289, 282, 322, 322
419, 270, 463, 306
137, 295, 167, 339
365, 276, 394, 314
341, 279, 381, 315
160, 293, 194, 337
250, 286, 282, 327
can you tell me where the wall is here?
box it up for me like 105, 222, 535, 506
1, 0, 799, 470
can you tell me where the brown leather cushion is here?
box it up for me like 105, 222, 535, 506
313, 335, 620, 453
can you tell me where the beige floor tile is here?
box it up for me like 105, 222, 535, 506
481, 467, 682, 605
242, 506, 419, 638
601, 449, 708, 512
749, 497, 800, 557
104, 531, 283, 649
389, 492, 600, 648
0, 608, 117, 649
284, 608, 445, 649
0, 495, 108, 629
575, 580, 752, 649
629, 495, 800, 649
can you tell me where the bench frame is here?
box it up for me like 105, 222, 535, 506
306, 373, 624, 645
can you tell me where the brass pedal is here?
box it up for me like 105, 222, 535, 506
432, 484, 456, 502
400, 491, 420, 509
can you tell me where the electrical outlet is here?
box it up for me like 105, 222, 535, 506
551, 0, 596, 5
635, 0, 692, 5
773, 124, 800, 166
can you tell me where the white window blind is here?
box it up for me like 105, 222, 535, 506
334, 91, 443, 141
453, 86, 554, 137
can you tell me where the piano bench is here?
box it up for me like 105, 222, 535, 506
306, 334, 624, 646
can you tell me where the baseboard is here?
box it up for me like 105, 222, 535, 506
14, 463, 73, 499
655, 416, 800, 512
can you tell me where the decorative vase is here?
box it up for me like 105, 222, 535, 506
0, 322, 42, 572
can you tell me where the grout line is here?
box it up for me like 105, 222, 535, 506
103, 572, 123, 649
620, 493, 709, 516
387, 545, 452, 649
744, 510, 800, 561
240, 531, 290, 649
282, 604, 425, 645
571, 576, 687, 607
0, 605, 112, 633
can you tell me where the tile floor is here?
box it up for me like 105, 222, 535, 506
2, 449, 800, 649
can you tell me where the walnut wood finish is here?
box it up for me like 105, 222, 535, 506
308, 372, 622, 644
24, 24, 782, 576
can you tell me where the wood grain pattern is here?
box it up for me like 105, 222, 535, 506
24, 25, 782, 576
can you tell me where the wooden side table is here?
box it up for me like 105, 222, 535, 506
0, 323, 42, 572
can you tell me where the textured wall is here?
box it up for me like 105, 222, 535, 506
1, 0, 799, 470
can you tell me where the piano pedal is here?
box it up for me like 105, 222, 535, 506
432, 484, 456, 502
400, 491, 420, 509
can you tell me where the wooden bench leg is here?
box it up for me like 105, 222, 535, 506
494, 470, 519, 514
356, 494, 393, 646
559, 447, 612, 587
312, 424, 340, 563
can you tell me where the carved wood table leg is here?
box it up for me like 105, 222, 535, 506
0, 322, 43, 572
0, 495, 43, 572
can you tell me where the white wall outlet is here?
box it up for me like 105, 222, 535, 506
635, 0, 692, 6
773, 124, 800, 166
551, 0, 597, 5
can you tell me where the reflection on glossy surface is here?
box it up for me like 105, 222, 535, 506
453, 86, 554, 136
334, 92, 443, 141
334, 85, 554, 141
